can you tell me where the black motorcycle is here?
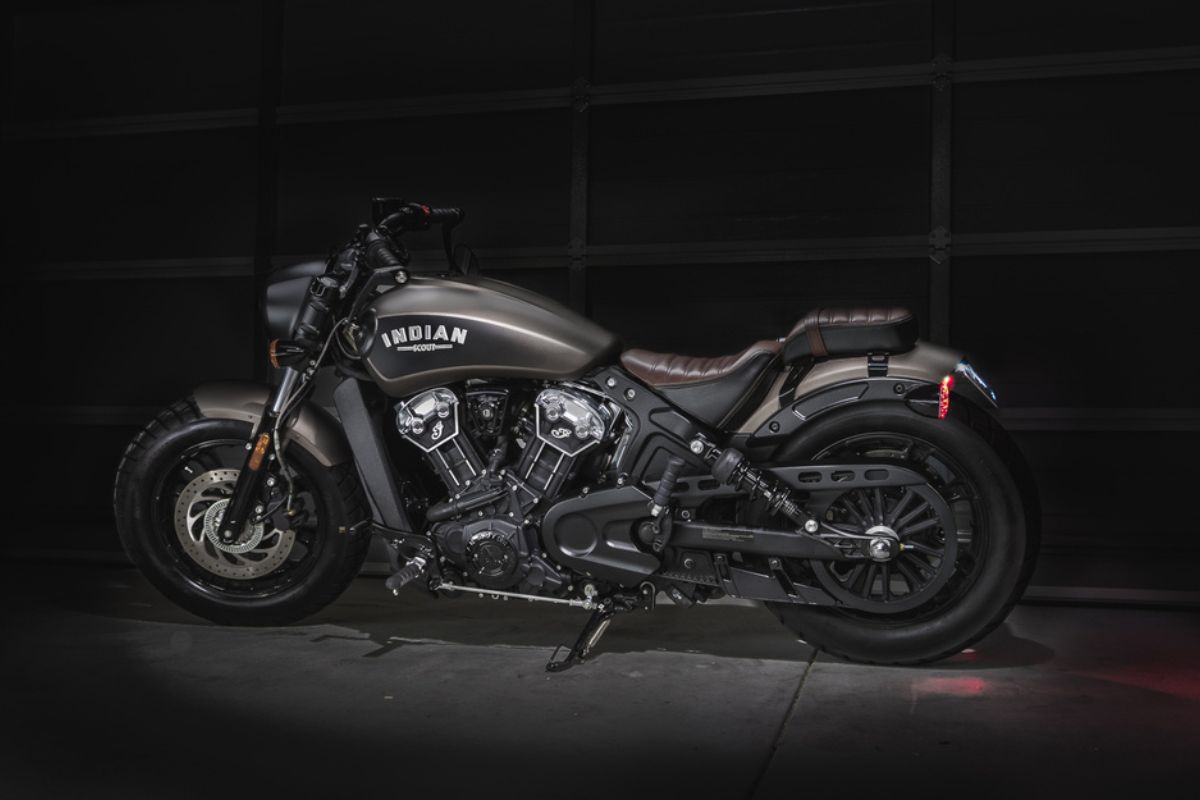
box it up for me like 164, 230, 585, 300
114, 199, 1037, 671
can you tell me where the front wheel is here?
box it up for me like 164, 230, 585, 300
766, 401, 1036, 665
113, 398, 371, 626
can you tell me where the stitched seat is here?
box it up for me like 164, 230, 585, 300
618, 308, 919, 429
620, 340, 781, 386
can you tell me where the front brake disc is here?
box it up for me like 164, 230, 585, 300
173, 469, 296, 580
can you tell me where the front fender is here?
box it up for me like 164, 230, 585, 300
735, 341, 999, 448
193, 381, 351, 467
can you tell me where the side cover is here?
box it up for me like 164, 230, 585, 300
362, 276, 621, 397
193, 382, 351, 467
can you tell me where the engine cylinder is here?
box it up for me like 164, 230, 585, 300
514, 387, 617, 497
395, 388, 484, 491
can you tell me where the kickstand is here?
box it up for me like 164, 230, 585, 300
546, 601, 616, 673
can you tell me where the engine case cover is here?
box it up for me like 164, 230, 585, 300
465, 521, 523, 589
540, 485, 661, 587
434, 516, 530, 590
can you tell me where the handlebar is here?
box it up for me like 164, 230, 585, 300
367, 201, 464, 273
279, 199, 465, 363
365, 237, 406, 270
377, 202, 464, 235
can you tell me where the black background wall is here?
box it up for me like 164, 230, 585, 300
3, 1, 1198, 597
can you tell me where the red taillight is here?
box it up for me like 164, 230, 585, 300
938, 374, 954, 419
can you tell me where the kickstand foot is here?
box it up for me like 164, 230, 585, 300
546, 602, 615, 673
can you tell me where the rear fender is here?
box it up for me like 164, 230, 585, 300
733, 341, 998, 449
729, 343, 1040, 564
193, 381, 351, 467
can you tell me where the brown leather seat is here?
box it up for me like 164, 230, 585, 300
620, 340, 781, 386
619, 307, 919, 429
620, 341, 782, 427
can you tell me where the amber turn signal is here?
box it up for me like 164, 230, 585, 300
268, 339, 308, 369
248, 433, 272, 471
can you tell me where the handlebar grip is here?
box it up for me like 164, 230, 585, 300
426, 207, 464, 226
366, 238, 405, 269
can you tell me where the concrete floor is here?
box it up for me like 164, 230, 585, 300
2, 564, 1198, 800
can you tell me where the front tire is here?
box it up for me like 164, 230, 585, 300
766, 401, 1036, 665
113, 398, 370, 626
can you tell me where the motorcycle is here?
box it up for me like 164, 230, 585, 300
114, 199, 1038, 671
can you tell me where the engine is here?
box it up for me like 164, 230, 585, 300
395, 384, 620, 593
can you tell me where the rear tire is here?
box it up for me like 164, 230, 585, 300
113, 398, 371, 626
766, 401, 1036, 665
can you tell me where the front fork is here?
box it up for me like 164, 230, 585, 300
218, 367, 302, 544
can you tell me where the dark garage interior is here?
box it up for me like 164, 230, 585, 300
2, 1, 1199, 798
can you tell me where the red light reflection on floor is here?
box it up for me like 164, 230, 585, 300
1076, 669, 1200, 703
913, 676, 989, 697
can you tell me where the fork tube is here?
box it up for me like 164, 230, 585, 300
217, 367, 300, 543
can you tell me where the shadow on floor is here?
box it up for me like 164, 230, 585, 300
26, 562, 1055, 668
4, 561, 1198, 800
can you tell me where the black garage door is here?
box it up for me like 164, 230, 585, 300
4, 1, 1198, 599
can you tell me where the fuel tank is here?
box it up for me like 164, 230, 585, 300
362, 275, 621, 397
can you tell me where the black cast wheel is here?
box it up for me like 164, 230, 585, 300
764, 401, 1035, 665
808, 482, 958, 614
113, 398, 371, 626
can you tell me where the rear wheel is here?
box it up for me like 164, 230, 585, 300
113, 398, 370, 626
765, 402, 1035, 665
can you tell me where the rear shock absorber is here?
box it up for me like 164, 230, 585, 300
690, 437, 815, 530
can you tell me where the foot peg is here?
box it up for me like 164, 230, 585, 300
648, 456, 685, 518
643, 456, 685, 553
546, 601, 616, 673
385, 556, 428, 595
